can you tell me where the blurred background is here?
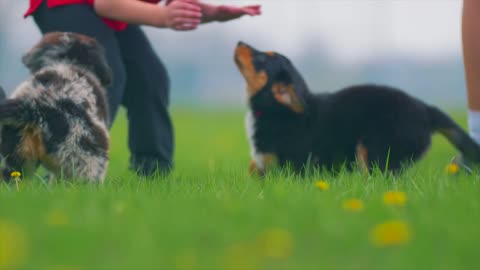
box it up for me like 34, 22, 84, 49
0, 0, 466, 108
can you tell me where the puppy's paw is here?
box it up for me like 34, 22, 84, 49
249, 160, 265, 176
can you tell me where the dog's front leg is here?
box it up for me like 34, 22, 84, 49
249, 152, 278, 176
245, 111, 278, 176
355, 142, 370, 175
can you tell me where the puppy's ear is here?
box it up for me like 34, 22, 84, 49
22, 44, 51, 73
271, 70, 305, 113
89, 44, 112, 87
68, 37, 113, 87
22, 32, 65, 73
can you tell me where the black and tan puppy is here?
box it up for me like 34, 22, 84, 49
234, 41, 480, 175
0, 32, 111, 182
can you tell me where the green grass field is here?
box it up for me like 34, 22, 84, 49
1, 108, 480, 270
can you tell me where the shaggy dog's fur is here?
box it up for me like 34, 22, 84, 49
0, 32, 111, 182
234, 41, 480, 175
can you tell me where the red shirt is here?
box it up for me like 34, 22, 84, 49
25, 0, 162, 31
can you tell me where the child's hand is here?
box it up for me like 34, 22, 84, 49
210, 5, 261, 22
164, 0, 202, 31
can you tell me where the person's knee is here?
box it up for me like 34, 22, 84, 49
125, 58, 170, 107
148, 58, 171, 104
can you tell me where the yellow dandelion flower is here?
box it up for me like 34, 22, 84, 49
315, 180, 329, 191
445, 163, 459, 174
46, 210, 70, 226
10, 171, 22, 191
0, 220, 28, 270
343, 199, 364, 212
10, 171, 21, 178
370, 220, 411, 247
255, 228, 294, 259
383, 191, 407, 207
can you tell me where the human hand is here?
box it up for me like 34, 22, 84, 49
211, 5, 261, 22
164, 0, 202, 31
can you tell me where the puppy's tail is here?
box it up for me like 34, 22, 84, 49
0, 99, 37, 126
429, 106, 480, 162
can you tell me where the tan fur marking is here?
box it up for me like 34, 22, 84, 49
19, 126, 46, 161
249, 154, 278, 176
271, 83, 305, 113
249, 160, 259, 175
249, 160, 266, 176
356, 143, 369, 174
265, 51, 275, 56
248, 71, 267, 96
263, 154, 278, 168
235, 45, 269, 97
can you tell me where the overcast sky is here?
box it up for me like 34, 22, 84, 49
220, 0, 464, 63
3, 0, 464, 64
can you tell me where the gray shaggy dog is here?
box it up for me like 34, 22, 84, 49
0, 32, 111, 182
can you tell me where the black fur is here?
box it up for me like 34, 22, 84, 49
0, 99, 38, 124
235, 42, 480, 174
0, 126, 23, 182
40, 105, 70, 153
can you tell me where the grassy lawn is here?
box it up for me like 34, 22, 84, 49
1, 107, 479, 270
